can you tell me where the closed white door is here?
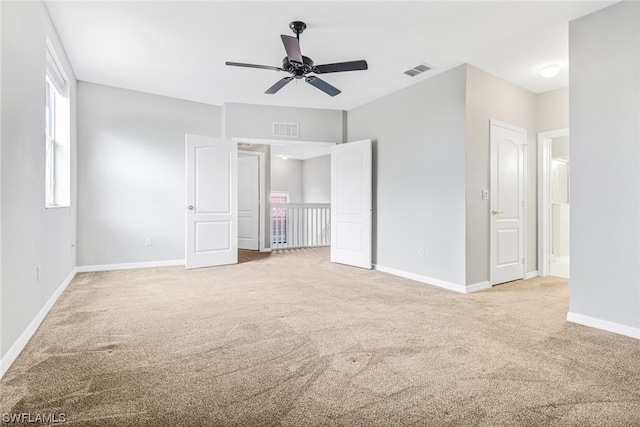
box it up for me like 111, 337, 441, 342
331, 139, 372, 269
185, 134, 237, 269
490, 120, 526, 285
238, 154, 259, 250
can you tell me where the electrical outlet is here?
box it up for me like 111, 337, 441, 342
418, 248, 425, 257
145, 237, 152, 246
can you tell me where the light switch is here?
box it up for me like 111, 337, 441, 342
482, 190, 489, 200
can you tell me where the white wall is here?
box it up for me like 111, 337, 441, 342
77, 82, 220, 267
348, 66, 467, 286
302, 155, 330, 203
223, 102, 344, 143
569, 0, 640, 335
271, 157, 303, 203
1, 1, 77, 360
537, 88, 569, 133
270, 154, 330, 204
465, 65, 538, 285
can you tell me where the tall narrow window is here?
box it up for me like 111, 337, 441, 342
45, 41, 71, 208
45, 77, 56, 206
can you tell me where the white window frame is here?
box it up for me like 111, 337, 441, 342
45, 40, 70, 208
45, 77, 56, 207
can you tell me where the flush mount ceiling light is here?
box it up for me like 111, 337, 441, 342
540, 64, 560, 78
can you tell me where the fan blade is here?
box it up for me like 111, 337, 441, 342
281, 35, 303, 64
305, 76, 341, 97
314, 60, 368, 74
225, 61, 283, 71
265, 77, 294, 94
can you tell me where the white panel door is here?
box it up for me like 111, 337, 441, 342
185, 134, 237, 269
331, 139, 372, 269
490, 120, 526, 285
238, 154, 259, 250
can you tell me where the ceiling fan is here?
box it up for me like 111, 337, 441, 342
225, 21, 368, 97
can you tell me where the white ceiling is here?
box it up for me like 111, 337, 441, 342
45, 1, 616, 112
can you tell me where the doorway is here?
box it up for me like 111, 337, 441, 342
235, 137, 335, 253
238, 151, 266, 251
186, 135, 371, 270
538, 129, 570, 279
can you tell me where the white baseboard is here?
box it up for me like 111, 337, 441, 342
0, 268, 77, 379
77, 259, 185, 273
374, 265, 490, 294
466, 281, 492, 293
525, 271, 539, 279
567, 311, 640, 339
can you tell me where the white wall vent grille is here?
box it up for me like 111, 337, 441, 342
403, 63, 433, 77
273, 122, 299, 138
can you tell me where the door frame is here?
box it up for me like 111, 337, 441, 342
232, 137, 337, 149
537, 128, 569, 277
489, 119, 528, 285
232, 137, 338, 253
238, 150, 267, 251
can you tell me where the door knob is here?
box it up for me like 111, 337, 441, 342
492, 209, 503, 215
188, 205, 194, 210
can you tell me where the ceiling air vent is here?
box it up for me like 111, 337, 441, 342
273, 122, 299, 138
403, 63, 433, 77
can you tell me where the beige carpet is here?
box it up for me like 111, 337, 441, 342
1, 248, 639, 426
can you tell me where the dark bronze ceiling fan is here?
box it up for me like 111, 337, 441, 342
225, 21, 368, 97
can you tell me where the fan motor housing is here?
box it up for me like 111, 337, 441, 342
283, 56, 314, 78
289, 21, 307, 35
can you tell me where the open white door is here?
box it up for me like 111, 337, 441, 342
238, 154, 260, 250
185, 134, 237, 269
331, 139, 372, 269
490, 120, 526, 285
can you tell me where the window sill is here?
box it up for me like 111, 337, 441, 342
45, 204, 70, 210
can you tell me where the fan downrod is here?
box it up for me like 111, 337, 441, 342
289, 21, 307, 38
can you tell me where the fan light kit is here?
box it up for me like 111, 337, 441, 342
226, 21, 368, 96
